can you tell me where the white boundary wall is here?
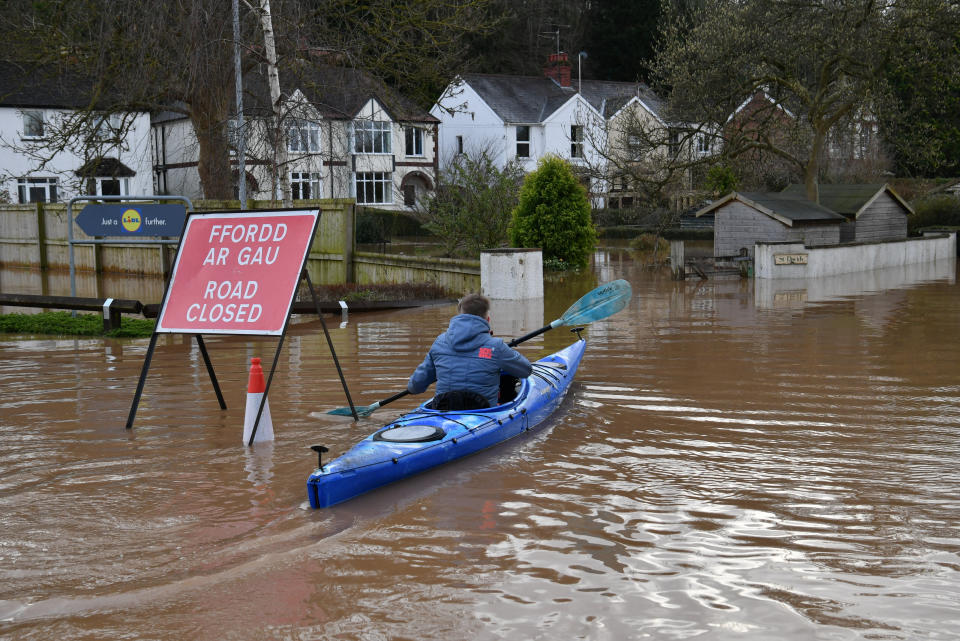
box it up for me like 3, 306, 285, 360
755, 232, 956, 279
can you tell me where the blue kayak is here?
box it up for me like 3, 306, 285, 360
307, 337, 587, 508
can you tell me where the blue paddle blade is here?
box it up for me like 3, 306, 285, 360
558, 279, 632, 327
328, 402, 378, 417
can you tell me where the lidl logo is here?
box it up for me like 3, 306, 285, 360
121, 209, 142, 232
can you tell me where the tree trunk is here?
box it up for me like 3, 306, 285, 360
258, 0, 290, 207
803, 130, 827, 203
190, 98, 233, 201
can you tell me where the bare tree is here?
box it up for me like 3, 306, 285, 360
652, 0, 955, 200
2, 0, 497, 200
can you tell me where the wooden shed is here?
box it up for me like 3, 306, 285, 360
782, 184, 911, 243
696, 192, 845, 258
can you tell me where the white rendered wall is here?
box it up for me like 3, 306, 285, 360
1, 107, 154, 200
755, 232, 957, 279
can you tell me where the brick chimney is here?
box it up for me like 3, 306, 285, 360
543, 52, 572, 87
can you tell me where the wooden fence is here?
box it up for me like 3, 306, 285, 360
0, 199, 480, 294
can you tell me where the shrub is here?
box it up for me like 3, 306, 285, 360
416, 152, 524, 258
908, 194, 960, 234
630, 233, 669, 252
509, 156, 597, 268
704, 164, 740, 195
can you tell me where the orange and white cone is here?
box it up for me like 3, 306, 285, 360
243, 357, 274, 444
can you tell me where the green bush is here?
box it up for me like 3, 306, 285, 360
908, 194, 960, 234
704, 164, 740, 195
509, 156, 597, 269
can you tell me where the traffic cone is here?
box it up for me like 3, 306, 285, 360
243, 357, 274, 444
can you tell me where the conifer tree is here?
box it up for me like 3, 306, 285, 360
509, 156, 596, 269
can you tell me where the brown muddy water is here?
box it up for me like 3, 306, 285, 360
2, 253, 960, 640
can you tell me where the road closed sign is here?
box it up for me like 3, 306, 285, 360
156, 209, 320, 335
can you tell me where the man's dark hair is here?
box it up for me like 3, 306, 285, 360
458, 293, 490, 317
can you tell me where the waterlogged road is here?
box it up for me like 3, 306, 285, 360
2, 255, 960, 640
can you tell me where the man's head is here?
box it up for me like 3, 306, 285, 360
458, 293, 490, 318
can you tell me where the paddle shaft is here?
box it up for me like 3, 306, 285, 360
507, 323, 553, 347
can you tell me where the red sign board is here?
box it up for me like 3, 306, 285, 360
156, 210, 319, 335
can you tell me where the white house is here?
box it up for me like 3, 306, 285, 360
0, 62, 153, 204
153, 63, 438, 210
431, 53, 672, 207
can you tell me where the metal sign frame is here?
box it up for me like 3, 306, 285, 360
125, 207, 359, 441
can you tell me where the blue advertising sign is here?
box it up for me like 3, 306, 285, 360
75, 204, 187, 237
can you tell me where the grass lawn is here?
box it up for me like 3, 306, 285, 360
0, 311, 155, 338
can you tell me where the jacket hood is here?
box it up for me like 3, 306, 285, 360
445, 314, 491, 351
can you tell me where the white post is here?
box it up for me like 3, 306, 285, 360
481, 249, 544, 337
480, 248, 543, 299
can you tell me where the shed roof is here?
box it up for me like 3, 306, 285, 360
459, 73, 665, 123
781, 183, 913, 217
696, 191, 846, 227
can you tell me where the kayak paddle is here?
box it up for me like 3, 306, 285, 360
326, 279, 632, 418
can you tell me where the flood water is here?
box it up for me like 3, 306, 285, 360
2, 252, 960, 640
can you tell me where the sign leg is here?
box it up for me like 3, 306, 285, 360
304, 270, 359, 421
126, 332, 159, 429
196, 334, 227, 409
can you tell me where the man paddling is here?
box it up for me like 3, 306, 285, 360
407, 293, 532, 410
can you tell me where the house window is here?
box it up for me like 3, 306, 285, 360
355, 171, 392, 204
354, 120, 391, 154
288, 120, 320, 153
668, 129, 681, 157
403, 184, 416, 206
290, 172, 321, 200
87, 177, 129, 196
405, 127, 424, 156
570, 125, 583, 158
516, 126, 530, 158
456, 135, 464, 155
17, 177, 58, 203
22, 111, 44, 139
94, 113, 122, 141
696, 133, 711, 154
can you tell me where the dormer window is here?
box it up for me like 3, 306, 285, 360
22, 111, 44, 139
288, 120, 320, 153
354, 120, 391, 154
